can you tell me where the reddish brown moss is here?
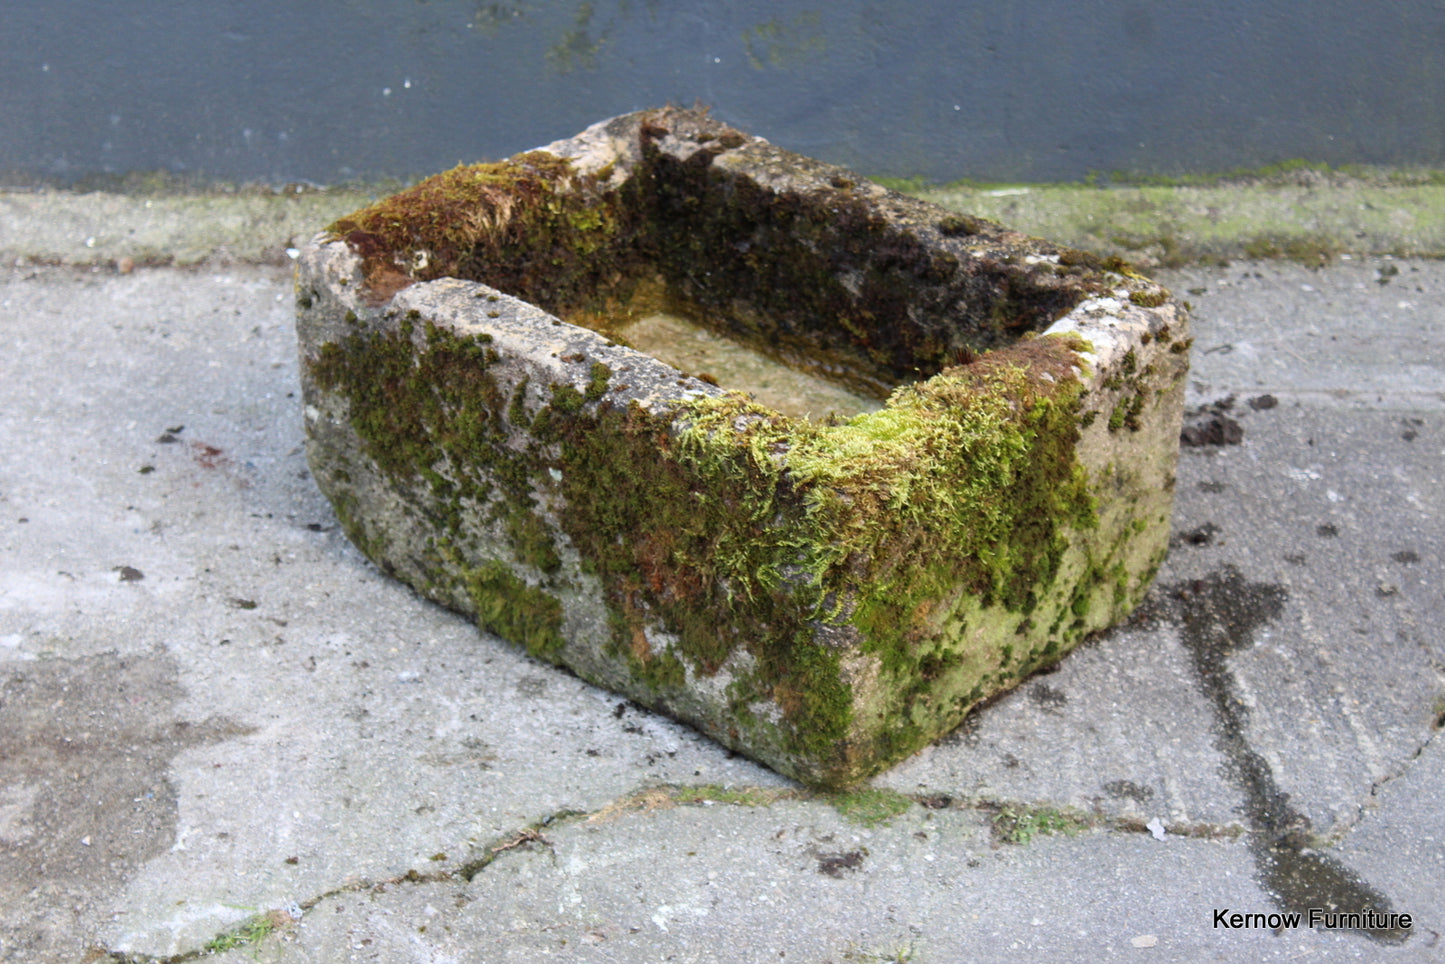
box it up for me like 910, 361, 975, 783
329, 152, 637, 308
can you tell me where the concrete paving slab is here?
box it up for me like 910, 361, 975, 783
1335, 731, 1445, 952
1, 206, 1442, 962
210, 802, 1275, 964
1167, 257, 1445, 409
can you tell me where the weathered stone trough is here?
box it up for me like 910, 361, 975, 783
295, 107, 1189, 788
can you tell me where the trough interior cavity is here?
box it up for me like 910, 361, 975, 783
612, 309, 883, 419
330, 117, 1094, 416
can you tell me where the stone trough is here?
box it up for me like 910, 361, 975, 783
295, 107, 1190, 788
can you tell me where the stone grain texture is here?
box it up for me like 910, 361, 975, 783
295, 107, 1189, 787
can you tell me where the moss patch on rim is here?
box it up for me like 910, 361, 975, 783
328, 151, 639, 308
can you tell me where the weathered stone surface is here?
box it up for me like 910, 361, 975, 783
295, 107, 1189, 788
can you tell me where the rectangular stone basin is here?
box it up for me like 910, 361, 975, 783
295, 107, 1190, 788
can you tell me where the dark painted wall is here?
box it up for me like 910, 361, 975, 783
3, 0, 1443, 185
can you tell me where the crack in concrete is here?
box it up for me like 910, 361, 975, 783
93, 805, 591, 964
1356, 707, 1445, 828
92, 779, 1263, 962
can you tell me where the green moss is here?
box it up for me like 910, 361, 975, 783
1100, 255, 1146, 278
673, 784, 790, 806
203, 914, 280, 953
1242, 234, 1342, 265
827, 787, 914, 826
1109, 388, 1147, 433
504, 506, 561, 573
327, 151, 638, 309
545, 393, 857, 765
308, 321, 577, 662
937, 213, 990, 237
631, 645, 687, 690
1129, 289, 1168, 308
620, 336, 1095, 778
550, 383, 586, 414
506, 377, 530, 426
584, 360, 612, 401
463, 559, 565, 661
991, 804, 1090, 844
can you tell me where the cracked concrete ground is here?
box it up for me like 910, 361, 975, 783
1, 196, 1442, 962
